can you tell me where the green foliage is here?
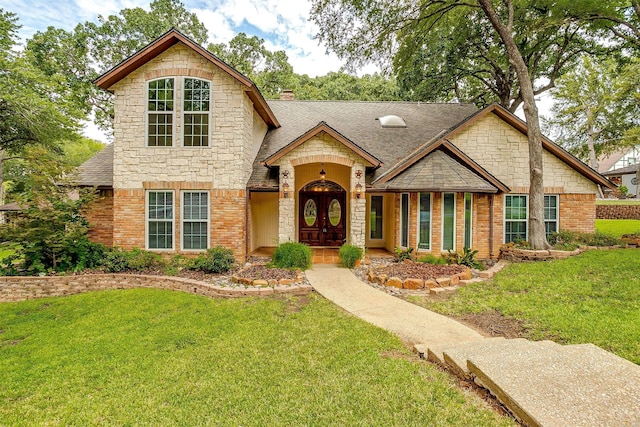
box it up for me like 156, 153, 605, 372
445, 247, 484, 270
618, 185, 629, 197
271, 242, 312, 270
100, 247, 165, 273
547, 230, 623, 247
394, 247, 414, 261
417, 254, 447, 265
338, 244, 363, 268
0, 150, 98, 274
191, 246, 236, 274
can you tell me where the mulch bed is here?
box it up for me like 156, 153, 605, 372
234, 265, 300, 281
369, 261, 467, 281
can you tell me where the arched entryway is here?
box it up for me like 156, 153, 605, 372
299, 180, 346, 246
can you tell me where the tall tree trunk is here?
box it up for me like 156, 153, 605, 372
0, 149, 4, 224
478, 0, 550, 249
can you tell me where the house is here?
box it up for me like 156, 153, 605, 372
79, 29, 614, 261
602, 164, 638, 197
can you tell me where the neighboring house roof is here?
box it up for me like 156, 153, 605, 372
0, 202, 22, 212
94, 28, 279, 129
78, 144, 113, 187
602, 163, 639, 176
597, 150, 627, 173
248, 100, 479, 189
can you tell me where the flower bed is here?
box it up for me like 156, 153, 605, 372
365, 261, 471, 290
231, 264, 305, 287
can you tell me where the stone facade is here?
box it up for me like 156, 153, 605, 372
596, 204, 640, 220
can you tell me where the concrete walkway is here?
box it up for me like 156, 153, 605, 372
306, 265, 484, 349
306, 265, 640, 427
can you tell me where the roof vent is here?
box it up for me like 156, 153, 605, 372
377, 115, 406, 128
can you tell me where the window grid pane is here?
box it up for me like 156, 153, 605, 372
184, 78, 210, 147
418, 193, 431, 250
148, 191, 173, 249
505, 195, 527, 243
183, 192, 209, 250
442, 193, 455, 251
401, 194, 409, 247
544, 195, 558, 237
148, 78, 174, 147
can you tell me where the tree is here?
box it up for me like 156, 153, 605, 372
310, 0, 613, 248
0, 9, 82, 211
292, 72, 401, 101
546, 56, 639, 170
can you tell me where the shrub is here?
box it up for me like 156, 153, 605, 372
446, 247, 485, 270
192, 246, 236, 273
338, 244, 363, 268
101, 247, 165, 273
417, 254, 447, 265
165, 254, 191, 276
271, 242, 312, 270
548, 229, 622, 248
394, 247, 414, 262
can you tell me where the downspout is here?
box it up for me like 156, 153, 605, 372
245, 188, 250, 262
489, 194, 495, 259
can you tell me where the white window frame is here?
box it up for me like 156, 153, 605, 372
400, 193, 410, 248
544, 194, 559, 236
182, 77, 212, 147
417, 192, 432, 251
504, 194, 528, 243
464, 193, 473, 249
369, 195, 384, 241
441, 192, 456, 252
146, 190, 175, 251
146, 77, 176, 147
181, 191, 210, 251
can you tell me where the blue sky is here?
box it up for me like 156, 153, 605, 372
3, 0, 357, 77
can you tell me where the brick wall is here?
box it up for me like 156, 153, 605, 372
0, 274, 312, 303
560, 194, 596, 233
84, 189, 114, 247
596, 204, 640, 219
112, 185, 247, 260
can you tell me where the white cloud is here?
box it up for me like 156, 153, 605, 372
192, 8, 235, 44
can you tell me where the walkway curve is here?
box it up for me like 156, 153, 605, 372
306, 265, 484, 349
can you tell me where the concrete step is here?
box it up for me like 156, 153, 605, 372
466, 342, 640, 426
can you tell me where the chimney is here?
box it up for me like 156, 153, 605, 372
280, 89, 295, 101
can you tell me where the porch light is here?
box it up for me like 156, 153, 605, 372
319, 164, 326, 180
282, 182, 290, 198
355, 182, 363, 198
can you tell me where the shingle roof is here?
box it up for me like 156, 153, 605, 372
77, 144, 113, 187
602, 163, 639, 176
248, 100, 478, 189
380, 149, 498, 193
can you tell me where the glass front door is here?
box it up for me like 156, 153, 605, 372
299, 189, 346, 246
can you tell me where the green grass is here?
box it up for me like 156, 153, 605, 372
0, 289, 513, 426
596, 219, 640, 237
596, 199, 640, 205
411, 250, 640, 364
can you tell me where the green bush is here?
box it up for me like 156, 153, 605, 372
192, 246, 236, 273
446, 247, 485, 270
338, 244, 363, 268
271, 242, 312, 270
548, 229, 622, 248
101, 247, 166, 273
394, 247, 414, 261
165, 254, 191, 276
417, 254, 447, 265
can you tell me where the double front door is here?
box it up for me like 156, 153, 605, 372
299, 191, 346, 246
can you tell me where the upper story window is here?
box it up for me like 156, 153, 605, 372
183, 78, 210, 147
148, 78, 174, 147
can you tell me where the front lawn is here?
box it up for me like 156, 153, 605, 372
596, 219, 640, 237
410, 250, 640, 364
0, 289, 513, 426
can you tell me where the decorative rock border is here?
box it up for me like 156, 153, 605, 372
231, 273, 305, 287
366, 267, 473, 294
499, 246, 585, 262
0, 274, 313, 303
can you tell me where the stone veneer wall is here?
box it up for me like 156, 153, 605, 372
0, 275, 312, 303
85, 190, 114, 247
596, 204, 640, 219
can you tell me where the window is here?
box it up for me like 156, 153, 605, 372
182, 192, 209, 250
544, 195, 558, 236
464, 193, 473, 249
418, 193, 431, 250
370, 195, 383, 240
183, 78, 210, 147
504, 195, 527, 243
400, 193, 409, 247
147, 78, 174, 146
147, 191, 174, 249
442, 193, 455, 251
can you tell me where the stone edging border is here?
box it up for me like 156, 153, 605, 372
231, 273, 305, 287
366, 267, 473, 291
0, 273, 313, 303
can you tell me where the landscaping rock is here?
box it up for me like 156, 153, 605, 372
403, 278, 424, 290
436, 277, 451, 286
424, 279, 439, 289
429, 287, 446, 295
386, 277, 403, 288
252, 279, 268, 287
